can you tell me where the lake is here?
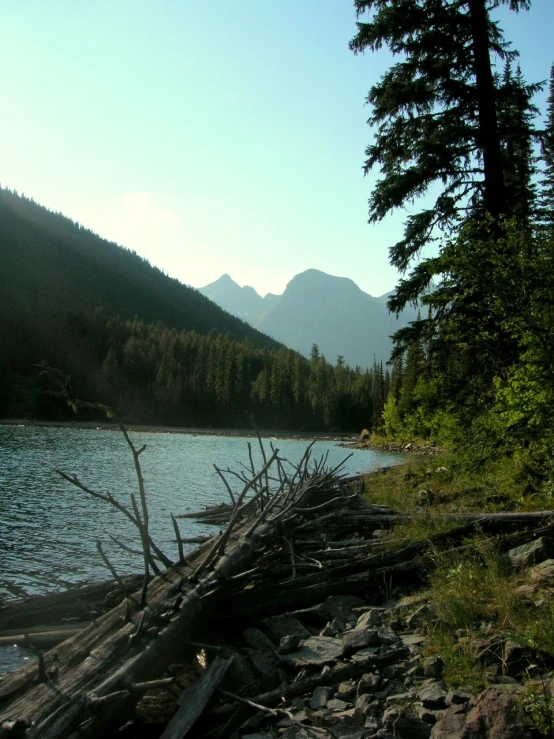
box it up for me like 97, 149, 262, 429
0, 424, 402, 672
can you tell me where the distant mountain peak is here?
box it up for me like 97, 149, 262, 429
200, 268, 418, 367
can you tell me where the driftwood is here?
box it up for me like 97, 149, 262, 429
1, 431, 554, 738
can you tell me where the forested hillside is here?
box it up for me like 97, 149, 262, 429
0, 188, 390, 429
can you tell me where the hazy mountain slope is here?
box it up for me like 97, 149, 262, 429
201, 269, 418, 366
200, 274, 265, 319
0, 188, 280, 350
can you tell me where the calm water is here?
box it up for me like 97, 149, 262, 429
0, 424, 402, 672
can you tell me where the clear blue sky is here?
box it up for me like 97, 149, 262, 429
1, 0, 552, 297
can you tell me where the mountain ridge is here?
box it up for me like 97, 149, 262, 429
200, 269, 419, 366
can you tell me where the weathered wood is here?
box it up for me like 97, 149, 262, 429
0, 575, 144, 631
159, 656, 233, 739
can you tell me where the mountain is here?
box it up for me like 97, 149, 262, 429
0, 187, 280, 349
0, 187, 285, 420
200, 269, 419, 367
200, 274, 265, 319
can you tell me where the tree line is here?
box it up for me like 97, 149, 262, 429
2, 304, 393, 431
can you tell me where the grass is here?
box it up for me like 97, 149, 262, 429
421, 544, 554, 691
364, 449, 554, 517
362, 444, 554, 733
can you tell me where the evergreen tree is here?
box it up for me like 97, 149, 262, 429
497, 62, 540, 223
537, 64, 554, 234
350, 0, 530, 312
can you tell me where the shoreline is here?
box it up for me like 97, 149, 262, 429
0, 417, 359, 444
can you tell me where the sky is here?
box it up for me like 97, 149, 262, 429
1, 1, 552, 298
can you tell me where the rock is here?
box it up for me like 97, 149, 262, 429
418, 681, 448, 709
356, 609, 382, 629
423, 656, 445, 678
383, 710, 432, 738
357, 672, 382, 695
385, 691, 415, 705
327, 698, 350, 711
310, 685, 331, 709
262, 615, 311, 642
323, 595, 367, 620
278, 634, 301, 654
445, 688, 472, 705
355, 693, 378, 716
343, 628, 380, 654
351, 647, 379, 662
243, 627, 275, 652
502, 639, 531, 677
401, 633, 426, 648
507, 537, 553, 569
281, 636, 344, 667
330, 616, 347, 635
430, 703, 468, 738
415, 705, 443, 724
431, 685, 535, 739
377, 627, 401, 646
249, 652, 281, 691
529, 558, 554, 582
336, 681, 356, 700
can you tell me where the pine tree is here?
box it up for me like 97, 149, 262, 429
350, 0, 531, 311
537, 65, 554, 234
497, 62, 541, 223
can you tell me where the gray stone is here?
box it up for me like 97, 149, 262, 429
415, 705, 442, 724
281, 636, 344, 667
327, 698, 350, 711
336, 681, 356, 700
330, 616, 347, 635
356, 609, 383, 629
377, 627, 401, 645
385, 691, 415, 705
401, 633, 426, 647
278, 634, 301, 654
310, 685, 331, 709
431, 685, 534, 739
243, 627, 275, 652
249, 652, 281, 691
418, 681, 448, 709
350, 647, 379, 662
445, 688, 472, 705
355, 693, 378, 716
384, 709, 432, 738
423, 656, 445, 677
343, 628, 380, 653
530, 558, 554, 582
357, 672, 381, 695
323, 594, 367, 621
507, 537, 553, 569
262, 614, 311, 642
502, 639, 531, 677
